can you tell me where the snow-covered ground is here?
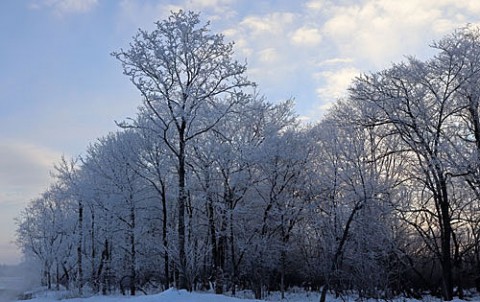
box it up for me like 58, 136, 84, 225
28, 289, 259, 302
19, 288, 480, 302
14, 289, 321, 302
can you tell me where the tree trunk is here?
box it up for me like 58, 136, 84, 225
280, 249, 286, 299
47, 269, 52, 290
130, 195, 137, 296
216, 211, 227, 294
440, 199, 453, 301
161, 181, 170, 289
320, 204, 362, 302
91, 210, 97, 293
208, 200, 220, 292
229, 210, 237, 296
77, 199, 83, 295
253, 278, 262, 300
56, 261, 60, 291
436, 170, 453, 301
320, 284, 329, 302
178, 126, 188, 290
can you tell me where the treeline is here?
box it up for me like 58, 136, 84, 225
15, 11, 480, 301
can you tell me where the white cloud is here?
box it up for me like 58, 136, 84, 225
321, 0, 476, 68
257, 48, 279, 63
319, 58, 354, 65
117, 0, 180, 31
305, 0, 323, 11
187, 0, 234, 13
303, 67, 360, 118
166, 0, 238, 22
240, 12, 296, 36
29, 0, 98, 15
113, 0, 480, 121
224, 11, 303, 93
460, 1, 480, 13
291, 26, 322, 46
315, 67, 360, 102
116, 0, 236, 37
0, 141, 59, 193
190, 0, 232, 6
55, 0, 97, 13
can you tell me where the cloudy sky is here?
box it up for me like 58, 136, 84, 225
1, 0, 480, 264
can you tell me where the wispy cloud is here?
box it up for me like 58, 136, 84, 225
0, 141, 60, 193
315, 67, 360, 103
321, 0, 470, 68
291, 26, 322, 46
187, 0, 235, 16
114, 0, 480, 122
304, 0, 323, 11
116, 0, 236, 34
29, 0, 98, 16
116, 0, 186, 35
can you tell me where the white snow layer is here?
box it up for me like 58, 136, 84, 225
28, 289, 263, 302
21, 288, 480, 302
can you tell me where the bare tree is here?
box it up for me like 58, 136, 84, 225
53, 157, 85, 295
348, 47, 469, 299
113, 10, 254, 290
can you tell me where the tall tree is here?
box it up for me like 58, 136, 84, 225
113, 10, 254, 289
82, 131, 146, 295
53, 157, 85, 295
348, 50, 466, 300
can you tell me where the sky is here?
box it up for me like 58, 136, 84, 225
1, 0, 480, 265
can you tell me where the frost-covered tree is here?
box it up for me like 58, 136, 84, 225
81, 130, 151, 295
130, 115, 177, 289
306, 105, 400, 302
346, 25, 480, 300
250, 128, 311, 299
16, 188, 76, 290
113, 10, 254, 290
51, 157, 86, 294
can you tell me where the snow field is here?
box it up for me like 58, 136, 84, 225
24, 288, 480, 302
